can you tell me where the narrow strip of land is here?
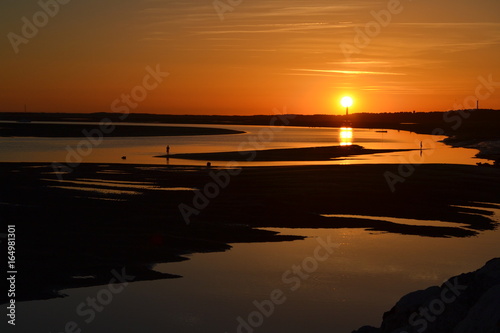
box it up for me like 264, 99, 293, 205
159, 145, 414, 161
0, 122, 244, 137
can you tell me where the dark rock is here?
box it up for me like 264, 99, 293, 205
353, 258, 500, 333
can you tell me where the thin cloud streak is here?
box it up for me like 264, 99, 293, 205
291, 69, 407, 76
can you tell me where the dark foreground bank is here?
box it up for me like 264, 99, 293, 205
0, 162, 499, 304
353, 257, 500, 333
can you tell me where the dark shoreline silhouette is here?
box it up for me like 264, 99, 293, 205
1, 162, 499, 305
1, 109, 498, 140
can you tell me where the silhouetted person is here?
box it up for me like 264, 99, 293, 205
166, 145, 170, 155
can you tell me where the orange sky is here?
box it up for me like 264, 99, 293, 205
1, 0, 499, 115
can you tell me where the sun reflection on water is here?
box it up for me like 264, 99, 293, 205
340, 127, 353, 146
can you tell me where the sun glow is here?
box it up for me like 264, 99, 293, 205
341, 96, 353, 108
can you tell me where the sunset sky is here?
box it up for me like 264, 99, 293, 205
1, 0, 499, 115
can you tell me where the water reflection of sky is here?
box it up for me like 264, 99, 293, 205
0, 123, 490, 166
16, 207, 500, 333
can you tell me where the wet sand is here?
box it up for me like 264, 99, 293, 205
1, 162, 499, 304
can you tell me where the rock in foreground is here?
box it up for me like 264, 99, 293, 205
353, 258, 500, 333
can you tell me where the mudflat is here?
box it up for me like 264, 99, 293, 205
1, 162, 499, 304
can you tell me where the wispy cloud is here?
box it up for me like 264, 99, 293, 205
193, 22, 345, 35
290, 69, 406, 76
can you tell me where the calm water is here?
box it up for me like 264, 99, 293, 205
0, 122, 490, 166
15, 206, 500, 333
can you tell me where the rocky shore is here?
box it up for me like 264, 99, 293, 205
353, 258, 500, 333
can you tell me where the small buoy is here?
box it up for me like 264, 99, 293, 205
206, 162, 211, 167
121, 156, 127, 160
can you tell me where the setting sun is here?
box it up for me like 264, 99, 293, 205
341, 96, 354, 108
